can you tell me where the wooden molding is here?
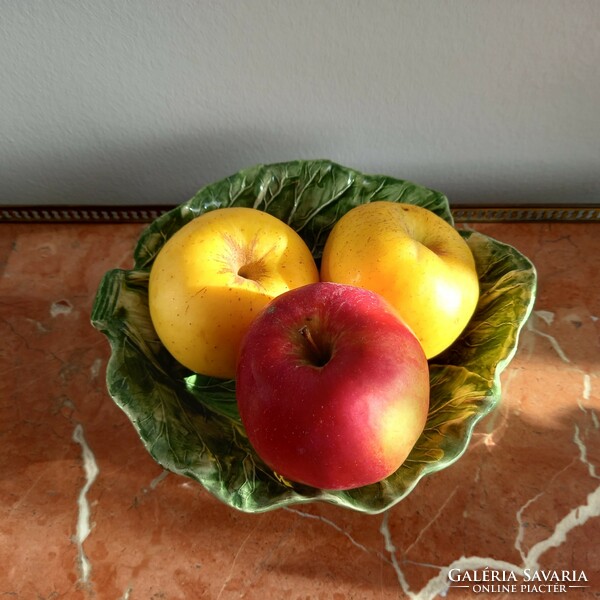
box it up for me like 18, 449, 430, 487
451, 205, 600, 223
1, 204, 599, 224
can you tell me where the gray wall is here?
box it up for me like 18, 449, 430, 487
2, 1, 599, 207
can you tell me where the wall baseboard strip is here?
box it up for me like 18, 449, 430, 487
1, 205, 599, 224
451, 206, 600, 223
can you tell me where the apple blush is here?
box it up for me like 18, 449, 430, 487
235, 282, 430, 491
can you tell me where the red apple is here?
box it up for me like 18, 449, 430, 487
235, 282, 430, 490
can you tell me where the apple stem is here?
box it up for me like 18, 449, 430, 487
299, 325, 330, 367
298, 323, 314, 343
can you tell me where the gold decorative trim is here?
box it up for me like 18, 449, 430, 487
0, 206, 171, 224
1, 205, 599, 224
452, 205, 600, 223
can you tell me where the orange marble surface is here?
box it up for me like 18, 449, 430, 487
1, 221, 599, 600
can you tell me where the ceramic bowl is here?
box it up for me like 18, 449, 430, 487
91, 160, 537, 513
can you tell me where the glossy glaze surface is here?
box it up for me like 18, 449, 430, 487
1, 222, 598, 599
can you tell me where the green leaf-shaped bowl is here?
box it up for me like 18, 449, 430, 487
91, 159, 537, 514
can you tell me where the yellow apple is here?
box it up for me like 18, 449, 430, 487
148, 207, 319, 379
320, 201, 479, 359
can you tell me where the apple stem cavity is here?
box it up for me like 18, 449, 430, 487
237, 259, 267, 283
299, 325, 331, 368
237, 265, 253, 279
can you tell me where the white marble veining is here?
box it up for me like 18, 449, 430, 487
72, 423, 99, 586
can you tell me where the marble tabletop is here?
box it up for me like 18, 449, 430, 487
1, 220, 598, 599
